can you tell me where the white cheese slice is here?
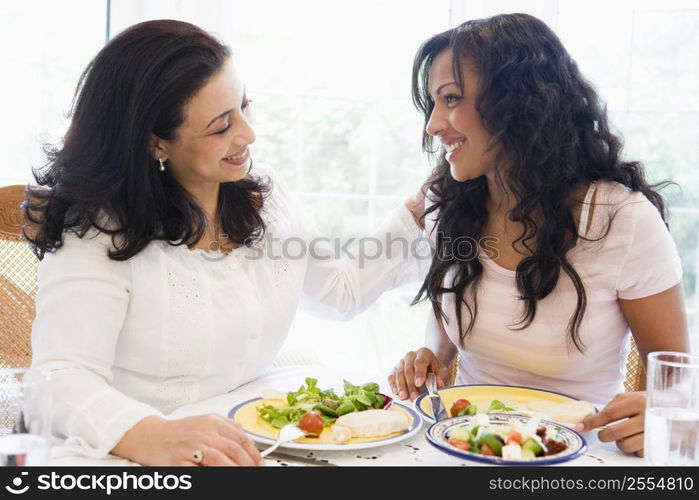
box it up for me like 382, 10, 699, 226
535, 400, 596, 425
335, 409, 410, 438
472, 413, 490, 427
501, 443, 522, 460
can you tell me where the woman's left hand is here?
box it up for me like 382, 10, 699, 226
574, 392, 646, 457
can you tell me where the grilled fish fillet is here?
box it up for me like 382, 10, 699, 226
335, 409, 410, 438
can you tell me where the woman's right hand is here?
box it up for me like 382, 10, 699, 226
387, 347, 451, 401
112, 414, 265, 466
404, 185, 428, 229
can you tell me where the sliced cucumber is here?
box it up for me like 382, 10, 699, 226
521, 437, 543, 456
449, 427, 472, 443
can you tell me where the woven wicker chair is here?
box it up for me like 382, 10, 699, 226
0, 185, 38, 369
448, 337, 646, 392
623, 337, 646, 392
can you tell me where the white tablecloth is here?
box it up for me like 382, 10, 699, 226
51, 366, 643, 467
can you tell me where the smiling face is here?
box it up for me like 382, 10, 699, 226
426, 48, 497, 183
151, 58, 255, 191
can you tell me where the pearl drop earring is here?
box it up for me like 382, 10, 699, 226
158, 158, 166, 172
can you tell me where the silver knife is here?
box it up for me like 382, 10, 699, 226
426, 372, 448, 421
255, 446, 338, 466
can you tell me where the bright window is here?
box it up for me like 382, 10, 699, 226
0, 0, 107, 185
3, 0, 698, 378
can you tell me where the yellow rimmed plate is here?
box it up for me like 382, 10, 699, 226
228, 397, 422, 451
415, 384, 590, 425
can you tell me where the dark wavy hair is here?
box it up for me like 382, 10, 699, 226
412, 13, 669, 352
25, 20, 268, 261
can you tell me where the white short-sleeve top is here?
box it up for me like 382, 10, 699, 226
428, 181, 682, 406
30, 165, 426, 457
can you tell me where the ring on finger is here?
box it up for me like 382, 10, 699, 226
192, 448, 205, 464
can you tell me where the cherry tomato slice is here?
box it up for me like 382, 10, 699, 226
298, 412, 324, 436
480, 443, 496, 456
449, 398, 472, 417
448, 438, 471, 451
507, 430, 522, 444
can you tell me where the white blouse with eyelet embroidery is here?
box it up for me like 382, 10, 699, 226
425, 181, 682, 407
30, 165, 428, 458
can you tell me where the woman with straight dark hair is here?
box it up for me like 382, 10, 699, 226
27, 20, 425, 466
388, 13, 689, 456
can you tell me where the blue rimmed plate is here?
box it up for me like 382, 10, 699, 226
426, 413, 587, 465
228, 397, 422, 451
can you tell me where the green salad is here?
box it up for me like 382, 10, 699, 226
447, 415, 569, 460
257, 377, 389, 429
449, 398, 516, 417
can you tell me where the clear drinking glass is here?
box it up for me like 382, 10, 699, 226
644, 351, 699, 465
0, 368, 51, 465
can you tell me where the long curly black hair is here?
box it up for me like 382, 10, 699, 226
412, 13, 669, 352
25, 20, 268, 261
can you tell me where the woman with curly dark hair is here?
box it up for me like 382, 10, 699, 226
388, 13, 689, 456
27, 20, 425, 466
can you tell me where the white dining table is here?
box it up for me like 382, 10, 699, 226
50, 366, 644, 467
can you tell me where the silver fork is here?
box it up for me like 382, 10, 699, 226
260, 424, 306, 457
